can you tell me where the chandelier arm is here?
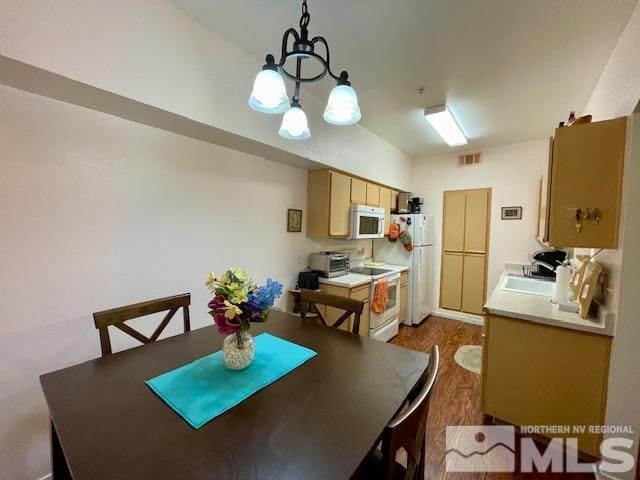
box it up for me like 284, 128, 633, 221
292, 59, 302, 104
311, 36, 341, 81
275, 28, 300, 67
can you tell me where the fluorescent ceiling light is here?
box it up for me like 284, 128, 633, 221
424, 105, 467, 147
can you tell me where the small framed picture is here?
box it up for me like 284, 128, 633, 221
501, 206, 522, 220
287, 209, 303, 232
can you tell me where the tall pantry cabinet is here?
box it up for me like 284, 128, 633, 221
440, 188, 491, 315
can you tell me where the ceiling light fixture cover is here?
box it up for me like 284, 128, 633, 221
424, 105, 468, 147
279, 103, 311, 140
248, 0, 360, 139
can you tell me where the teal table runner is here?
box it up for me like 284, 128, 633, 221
146, 333, 317, 428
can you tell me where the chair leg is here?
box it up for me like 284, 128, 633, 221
51, 421, 72, 480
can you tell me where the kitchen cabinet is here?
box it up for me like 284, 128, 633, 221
440, 252, 463, 310
399, 272, 408, 324
322, 284, 370, 335
482, 313, 611, 457
379, 187, 392, 235
540, 117, 627, 248
307, 169, 402, 238
443, 190, 466, 252
307, 170, 351, 238
391, 190, 399, 213
461, 254, 486, 314
440, 189, 490, 314
351, 178, 367, 204
366, 183, 380, 206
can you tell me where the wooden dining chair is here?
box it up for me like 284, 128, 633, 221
357, 345, 440, 480
299, 289, 364, 335
93, 293, 191, 357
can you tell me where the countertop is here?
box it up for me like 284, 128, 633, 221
484, 266, 615, 336
318, 263, 409, 288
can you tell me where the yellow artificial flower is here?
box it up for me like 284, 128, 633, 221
230, 267, 248, 282
228, 283, 239, 291
231, 288, 249, 304
205, 272, 216, 290
223, 300, 242, 319
219, 271, 231, 284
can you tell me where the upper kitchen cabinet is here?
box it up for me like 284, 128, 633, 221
351, 178, 367, 205
307, 169, 402, 239
308, 170, 351, 238
366, 183, 380, 206
540, 117, 627, 248
379, 187, 392, 235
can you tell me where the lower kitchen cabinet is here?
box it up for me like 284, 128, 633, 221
461, 254, 486, 314
481, 314, 612, 457
399, 279, 408, 325
440, 252, 463, 310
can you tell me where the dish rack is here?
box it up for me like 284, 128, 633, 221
522, 264, 556, 280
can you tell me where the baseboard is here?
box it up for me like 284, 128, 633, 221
432, 308, 484, 326
36, 474, 52, 480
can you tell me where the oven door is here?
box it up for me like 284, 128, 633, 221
351, 212, 385, 239
369, 273, 401, 330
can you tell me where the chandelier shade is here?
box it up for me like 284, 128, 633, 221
324, 84, 361, 125
248, 68, 289, 114
248, 0, 359, 139
279, 103, 311, 140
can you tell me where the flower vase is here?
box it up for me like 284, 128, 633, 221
222, 332, 255, 370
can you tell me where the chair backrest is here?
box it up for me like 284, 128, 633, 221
93, 293, 191, 357
299, 289, 364, 335
380, 345, 440, 480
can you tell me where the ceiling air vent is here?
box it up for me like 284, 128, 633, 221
457, 152, 482, 167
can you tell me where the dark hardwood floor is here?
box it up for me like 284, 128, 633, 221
391, 315, 595, 479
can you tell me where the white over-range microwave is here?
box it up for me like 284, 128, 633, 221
350, 204, 385, 239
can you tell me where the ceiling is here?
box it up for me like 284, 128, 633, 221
169, 0, 637, 158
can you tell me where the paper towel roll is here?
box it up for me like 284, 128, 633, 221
553, 263, 570, 304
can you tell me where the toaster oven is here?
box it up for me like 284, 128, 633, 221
308, 252, 349, 278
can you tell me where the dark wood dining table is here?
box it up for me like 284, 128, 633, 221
40, 310, 430, 480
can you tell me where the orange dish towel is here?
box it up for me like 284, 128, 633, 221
371, 279, 389, 314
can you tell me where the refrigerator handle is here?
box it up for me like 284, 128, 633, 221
418, 249, 423, 284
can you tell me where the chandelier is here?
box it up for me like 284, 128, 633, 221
248, 0, 361, 140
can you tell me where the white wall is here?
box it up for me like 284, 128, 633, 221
0, 83, 327, 480
411, 140, 548, 313
0, 0, 411, 189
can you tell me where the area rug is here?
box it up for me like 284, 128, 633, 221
454, 345, 482, 374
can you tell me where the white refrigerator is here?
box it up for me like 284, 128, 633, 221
373, 214, 434, 326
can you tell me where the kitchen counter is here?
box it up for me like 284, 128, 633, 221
484, 266, 615, 336
318, 264, 409, 288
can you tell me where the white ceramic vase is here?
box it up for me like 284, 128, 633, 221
222, 332, 255, 370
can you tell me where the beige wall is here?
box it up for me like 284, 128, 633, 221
0, 84, 325, 480
411, 139, 548, 316
0, 0, 411, 189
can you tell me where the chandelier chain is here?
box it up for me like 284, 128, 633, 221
300, 0, 310, 29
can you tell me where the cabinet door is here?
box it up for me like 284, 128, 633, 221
329, 172, 351, 237
538, 137, 554, 243
391, 190, 398, 213
379, 187, 391, 235
464, 189, 489, 253
366, 183, 380, 206
351, 178, 367, 204
399, 282, 408, 324
440, 252, 463, 310
443, 191, 466, 252
549, 117, 626, 248
462, 254, 486, 314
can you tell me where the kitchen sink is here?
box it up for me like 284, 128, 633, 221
501, 275, 555, 296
